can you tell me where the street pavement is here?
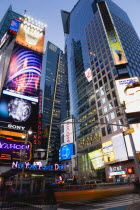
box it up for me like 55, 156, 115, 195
58, 193, 140, 210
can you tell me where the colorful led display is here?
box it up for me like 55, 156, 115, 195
0, 94, 38, 132
98, 1, 127, 66
0, 138, 32, 161
102, 141, 115, 163
16, 20, 45, 53
88, 149, 104, 170
115, 77, 140, 113
59, 143, 74, 161
9, 19, 21, 34
3, 45, 42, 102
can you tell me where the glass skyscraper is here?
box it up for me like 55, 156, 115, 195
42, 41, 69, 163
61, 0, 140, 182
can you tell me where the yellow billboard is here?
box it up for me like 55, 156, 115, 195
102, 141, 115, 163
115, 77, 140, 113
88, 149, 104, 170
16, 20, 45, 53
98, 1, 127, 66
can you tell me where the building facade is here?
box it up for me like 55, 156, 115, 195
42, 41, 69, 164
61, 0, 140, 183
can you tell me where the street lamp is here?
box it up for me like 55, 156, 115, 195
19, 129, 32, 194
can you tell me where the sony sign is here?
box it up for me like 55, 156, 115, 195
8, 124, 25, 131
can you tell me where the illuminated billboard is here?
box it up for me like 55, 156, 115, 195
59, 143, 74, 161
111, 133, 128, 162
88, 149, 104, 170
98, 1, 127, 66
125, 123, 140, 157
115, 77, 140, 113
0, 138, 32, 161
0, 94, 38, 132
61, 118, 74, 146
9, 19, 21, 35
16, 20, 45, 53
3, 45, 42, 102
85, 68, 92, 82
102, 141, 115, 163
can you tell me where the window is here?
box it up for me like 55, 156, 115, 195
95, 84, 98, 90
100, 87, 104, 96
96, 91, 100, 99
116, 109, 121, 117
108, 72, 112, 80
110, 112, 115, 119
118, 118, 123, 128
102, 97, 106, 104
99, 109, 103, 116
104, 106, 107, 114
99, 80, 103, 87
113, 122, 117, 132
102, 127, 106, 136
108, 102, 113, 110
105, 84, 109, 92
114, 99, 118, 107
103, 76, 107, 84
100, 118, 104, 123
110, 81, 114, 89
98, 101, 101, 107
107, 94, 111, 101
107, 124, 112, 134
112, 90, 116, 98
105, 115, 109, 122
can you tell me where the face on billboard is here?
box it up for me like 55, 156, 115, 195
16, 20, 45, 53
3, 45, 42, 101
88, 149, 104, 170
59, 143, 74, 161
115, 77, 140, 113
102, 141, 115, 163
98, 2, 127, 66
0, 138, 32, 161
0, 94, 38, 132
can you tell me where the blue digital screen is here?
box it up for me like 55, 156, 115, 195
59, 144, 74, 161
9, 19, 21, 33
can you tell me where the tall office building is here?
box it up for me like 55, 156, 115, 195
0, 6, 23, 39
42, 41, 69, 163
61, 0, 140, 182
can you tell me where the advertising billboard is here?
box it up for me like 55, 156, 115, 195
61, 118, 74, 145
115, 77, 140, 113
85, 68, 92, 82
59, 143, 74, 161
3, 45, 42, 102
111, 133, 128, 162
16, 20, 45, 53
0, 93, 38, 132
9, 19, 22, 35
98, 1, 127, 66
102, 141, 115, 163
0, 138, 32, 161
125, 123, 140, 157
88, 149, 104, 170
33, 149, 46, 160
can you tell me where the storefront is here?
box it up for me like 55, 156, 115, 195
107, 160, 136, 183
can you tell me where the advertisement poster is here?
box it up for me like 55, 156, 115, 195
59, 143, 74, 161
102, 141, 115, 163
0, 138, 32, 161
88, 149, 104, 170
16, 20, 45, 53
3, 45, 42, 102
98, 1, 127, 66
0, 93, 38, 132
115, 77, 140, 113
9, 19, 21, 34
61, 118, 74, 145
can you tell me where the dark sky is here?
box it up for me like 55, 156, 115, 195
0, 0, 140, 51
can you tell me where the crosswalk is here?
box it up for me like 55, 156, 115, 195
58, 193, 140, 210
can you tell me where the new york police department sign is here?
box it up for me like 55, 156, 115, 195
12, 161, 65, 171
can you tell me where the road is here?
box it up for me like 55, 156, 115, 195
58, 193, 140, 210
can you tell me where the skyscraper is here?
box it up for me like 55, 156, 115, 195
42, 41, 69, 163
61, 0, 140, 182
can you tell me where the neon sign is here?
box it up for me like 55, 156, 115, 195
12, 161, 65, 171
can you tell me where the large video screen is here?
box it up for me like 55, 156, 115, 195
88, 149, 104, 170
3, 45, 42, 102
16, 20, 45, 53
98, 1, 127, 66
9, 19, 21, 34
0, 138, 32, 161
115, 77, 140, 113
0, 93, 38, 132
59, 143, 74, 161
102, 141, 115, 163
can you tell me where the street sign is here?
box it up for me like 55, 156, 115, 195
123, 128, 134, 135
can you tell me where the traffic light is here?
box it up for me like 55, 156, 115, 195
127, 167, 134, 174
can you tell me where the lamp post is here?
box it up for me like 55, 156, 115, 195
19, 129, 32, 195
